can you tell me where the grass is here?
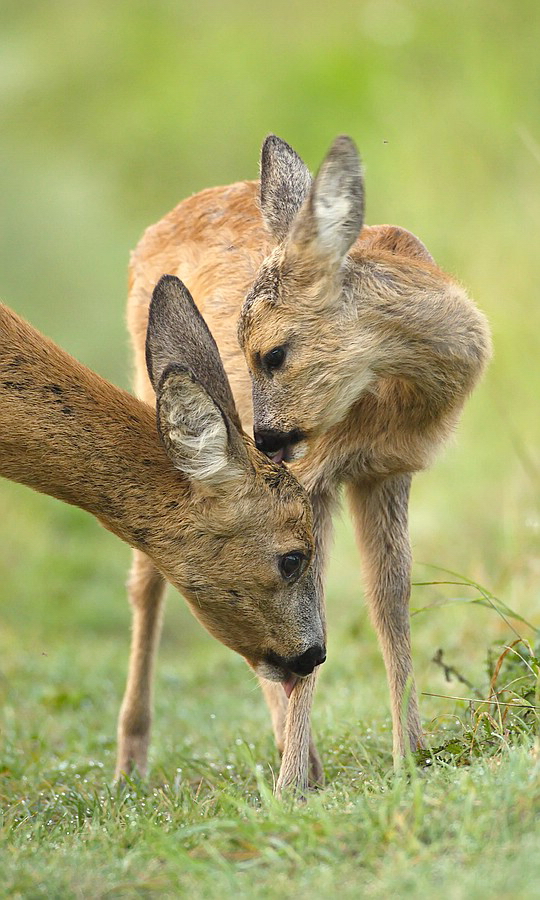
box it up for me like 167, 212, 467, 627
1, 492, 538, 896
2, 750, 540, 898
1, 606, 539, 899
1, 0, 540, 896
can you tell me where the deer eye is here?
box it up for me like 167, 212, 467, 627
278, 551, 305, 582
263, 346, 286, 372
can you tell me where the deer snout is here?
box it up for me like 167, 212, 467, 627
266, 643, 326, 678
254, 428, 306, 463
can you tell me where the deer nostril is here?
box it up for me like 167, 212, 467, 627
254, 428, 307, 458
254, 429, 289, 456
265, 644, 327, 679
288, 644, 326, 677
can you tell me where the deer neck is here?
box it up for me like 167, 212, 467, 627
0, 303, 190, 555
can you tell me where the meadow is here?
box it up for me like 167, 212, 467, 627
1, 1, 539, 896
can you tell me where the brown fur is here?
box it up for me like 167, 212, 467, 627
127, 136, 491, 772
0, 288, 325, 795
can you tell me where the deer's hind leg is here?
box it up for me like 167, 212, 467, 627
115, 549, 166, 779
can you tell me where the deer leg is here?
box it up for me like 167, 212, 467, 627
260, 485, 335, 791
346, 474, 424, 763
259, 677, 324, 788
275, 670, 319, 796
115, 549, 166, 779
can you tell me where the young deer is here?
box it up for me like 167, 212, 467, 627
0, 277, 326, 794
127, 135, 491, 772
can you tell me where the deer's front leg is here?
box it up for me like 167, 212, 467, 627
275, 670, 319, 796
259, 678, 324, 789
115, 549, 166, 779
347, 474, 424, 763
262, 483, 335, 792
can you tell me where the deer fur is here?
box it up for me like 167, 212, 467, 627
127, 135, 491, 774
0, 279, 327, 795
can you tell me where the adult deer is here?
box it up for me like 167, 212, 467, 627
127, 135, 491, 771
0, 278, 325, 794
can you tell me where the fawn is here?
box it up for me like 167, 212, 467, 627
0, 277, 326, 794
127, 134, 491, 770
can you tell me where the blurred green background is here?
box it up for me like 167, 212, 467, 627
1, 0, 539, 756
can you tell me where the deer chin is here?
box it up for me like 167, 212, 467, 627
287, 440, 308, 463
251, 659, 300, 695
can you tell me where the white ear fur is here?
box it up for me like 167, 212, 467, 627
313, 188, 358, 258
158, 370, 243, 486
290, 135, 364, 263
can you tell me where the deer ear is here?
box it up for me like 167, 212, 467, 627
155, 366, 245, 486
287, 135, 365, 266
146, 274, 241, 431
146, 276, 249, 486
259, 135, 312, 242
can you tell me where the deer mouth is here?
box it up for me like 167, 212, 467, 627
271, 442, 309, 465
254, 428, 308, 464
282, 674, 300, 698
251, 659, 303, 694
270, 447, 286, 464
254, 644, 325, 693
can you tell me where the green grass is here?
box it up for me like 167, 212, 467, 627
1, 581, 539, 899
1, 0, 540, 896
3, 744, 540, 898
1, 490, 538, 896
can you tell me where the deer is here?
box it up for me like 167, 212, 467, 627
127, 134, 491, 775
0, 276, 327, 795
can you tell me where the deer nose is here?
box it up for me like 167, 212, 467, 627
254, 428, 289, 455
289, 644, 326, 676
265, 644, 327, 678
254, 428, 305, 459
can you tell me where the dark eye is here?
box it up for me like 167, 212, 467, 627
279, 551, 305, 582
263, 346, 286, 372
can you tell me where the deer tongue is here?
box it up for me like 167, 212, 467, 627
282, 675, 299, 699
